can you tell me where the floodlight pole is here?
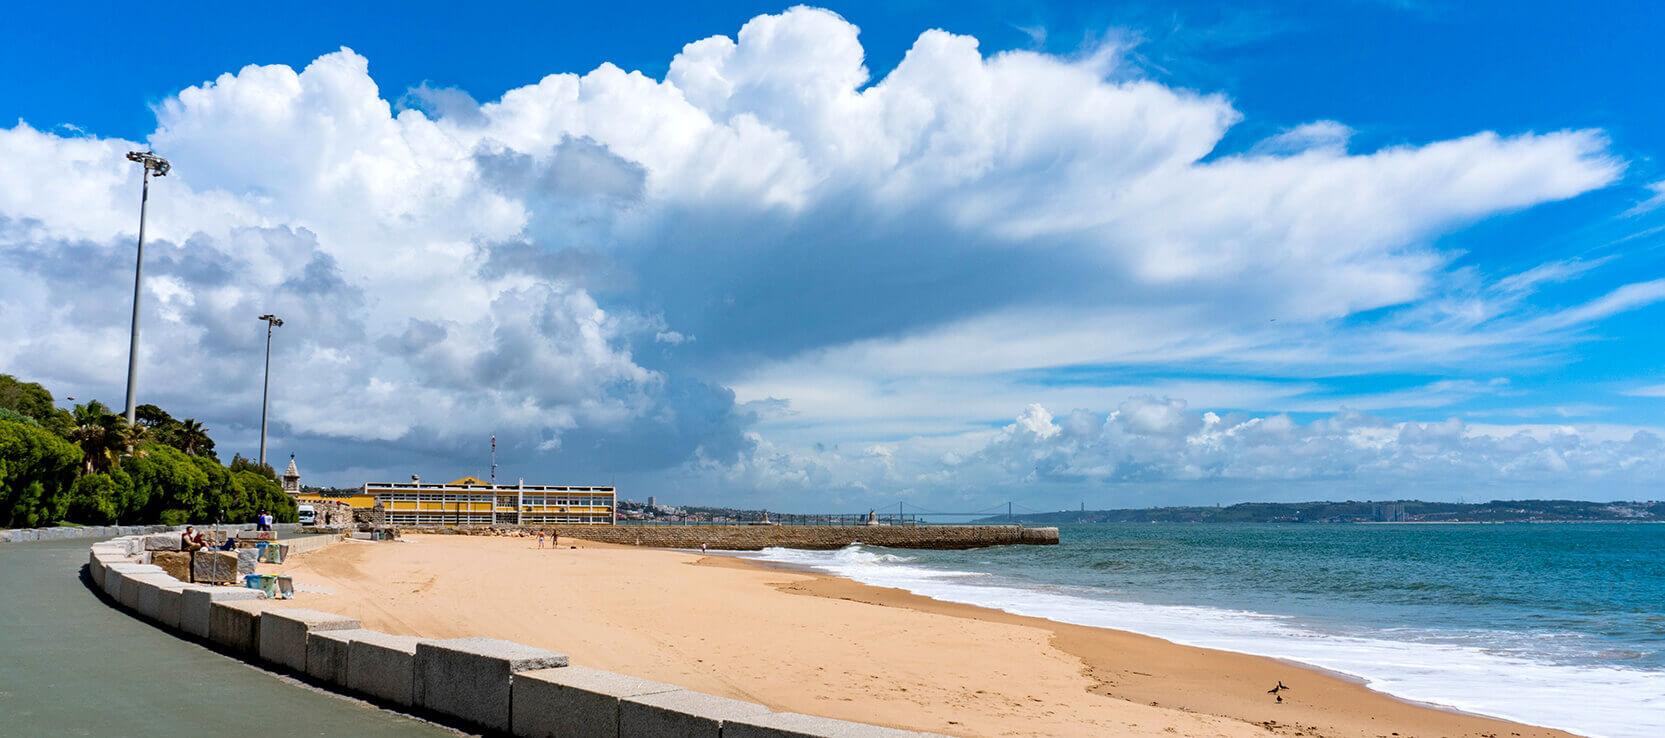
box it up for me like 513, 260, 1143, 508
123, 151, 170, 426
258, 314, 283, 467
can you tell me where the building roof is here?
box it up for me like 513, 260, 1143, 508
283, 455, 300, 480
448, 476, 488, 486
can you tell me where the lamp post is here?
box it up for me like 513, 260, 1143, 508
258, 314, 284, 467
122, 151, 170, 427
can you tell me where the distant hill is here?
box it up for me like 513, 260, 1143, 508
976, 499, 1665, 525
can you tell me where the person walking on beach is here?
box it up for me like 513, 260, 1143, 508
537, 533, 545, 549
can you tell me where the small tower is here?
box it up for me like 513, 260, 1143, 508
282, 454, 301, 496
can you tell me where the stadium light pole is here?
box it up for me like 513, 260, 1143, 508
258, 314, 284, 467
122, 151, 170, 427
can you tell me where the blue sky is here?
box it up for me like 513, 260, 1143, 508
2, 2, 1663, 509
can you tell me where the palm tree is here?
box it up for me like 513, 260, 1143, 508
176, 419, 210, 456
69, 401, 122, 474
118, 421, 150, 457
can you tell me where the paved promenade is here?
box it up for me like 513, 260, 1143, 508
0, 536, 454, 737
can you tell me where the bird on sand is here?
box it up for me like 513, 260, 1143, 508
1268, 681, 1291, 695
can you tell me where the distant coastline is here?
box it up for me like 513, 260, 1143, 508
980, 499, 1664, 525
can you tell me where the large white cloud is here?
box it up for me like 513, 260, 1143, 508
0, 7, 1654, 502
680, 398, 1665, 511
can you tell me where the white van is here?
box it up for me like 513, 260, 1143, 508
297, 504, 317, 526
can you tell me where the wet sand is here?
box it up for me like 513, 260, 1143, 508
265, 534, 1574, 738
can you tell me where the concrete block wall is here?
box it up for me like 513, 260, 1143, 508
403, 524, 1059, 551
414, 638, 570, 732
179, 586, 263, 638
347, 631, 429, 706
258, 608, 361, 672
512, 665, 681, 738
307, 628, 373, 687
208, 599, 267, 654
0, 522, 290, 544
621, 690, 773, 738
83, 534, 945, 738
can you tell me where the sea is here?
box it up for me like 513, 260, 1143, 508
744, 522, 1664, 738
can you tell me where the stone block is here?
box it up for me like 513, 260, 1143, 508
192, 550, 240, 585
722, 713, 936, 738
237, 548, 259, 576
157, 585, 205, 629
144, 533, 183, 551
179, 586, 263, 638
306, 628, 375, 687
208, 599, 268, 654
101, 566, 123, 597
258, 608, 361, 672
92, 553, 129, 575
618, 690, 770, 738
511, 665, 679, 738
133, 575, 186, 621
119, 572, 165, 609
104, 563, 162, 600
151, 551, 192, 582
347, 631, 429, 706
414, 638, 569, 732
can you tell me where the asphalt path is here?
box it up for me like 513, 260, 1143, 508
0, 536, 455, 736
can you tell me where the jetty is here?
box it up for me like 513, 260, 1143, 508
400, 523, 1059, 550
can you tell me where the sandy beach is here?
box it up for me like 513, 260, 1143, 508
264, 535, 1574, 738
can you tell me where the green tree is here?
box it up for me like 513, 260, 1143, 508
0, 374, 74, 436
67, 402, 125, 475
0, 418, 83, 528
120, 444, 211, 523
170, 418, 215, 458
0, 374, 56, 422
229, 453, 279, 483
65, 471, 130, 525
0, 407, 42, 428
1, 375, 292, 527
134, 403, 174, 428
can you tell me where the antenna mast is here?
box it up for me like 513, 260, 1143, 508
490, 435, 497, 484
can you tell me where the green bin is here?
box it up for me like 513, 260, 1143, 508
242, 574, 279, 598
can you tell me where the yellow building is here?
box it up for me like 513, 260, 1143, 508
366, 477, 616, 527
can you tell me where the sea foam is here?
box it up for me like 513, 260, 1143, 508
748, 544, 1665, 738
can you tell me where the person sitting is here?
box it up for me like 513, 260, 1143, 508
181, 527, 206, 552
218, 535, 237, 551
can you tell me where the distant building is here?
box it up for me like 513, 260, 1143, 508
365, 477, 616, 527
282, 455, 301, 496
648, 496, 657, 510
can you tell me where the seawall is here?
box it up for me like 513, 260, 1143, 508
401, 524, 1060, 550
1, 522, 296, 544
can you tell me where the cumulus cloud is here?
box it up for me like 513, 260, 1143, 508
685, 399, 1665, 510
0, 7, 1652, 500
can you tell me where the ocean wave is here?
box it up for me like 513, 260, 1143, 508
746, 544, 1665, 738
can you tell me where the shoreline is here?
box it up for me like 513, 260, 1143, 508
267, 535, 1577, 738
715, 551, 1574, 731
703, 552, 1578, 737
